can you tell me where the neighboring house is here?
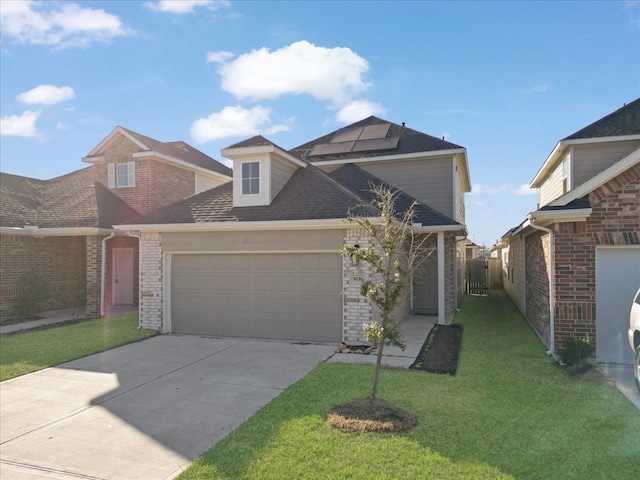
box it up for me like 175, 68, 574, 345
117, 116, 471, 343
0, 127, 232, 319
502, 98, 640, 364
465, 240, 481, 259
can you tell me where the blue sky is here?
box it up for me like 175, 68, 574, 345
1, 0, 639, 246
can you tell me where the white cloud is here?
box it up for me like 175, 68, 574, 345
17, 85, 75, 105
0, 1, 132, 49
470, 183, 511, 195
514, 183, 536, 195
521, 84, 549, 94
206, 50, 234, 64
0, 110, 41, 137
144, 0, 229, 14
190, 105, 290, 143
217, 41, 371, 106
335, 100, 386, 123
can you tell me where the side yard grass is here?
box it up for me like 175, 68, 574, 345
0, 313, 157, 381
178, 291, 640, 480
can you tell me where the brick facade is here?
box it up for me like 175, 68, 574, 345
525, 231, 551, 345
139, 232, 163, 331
85, 236, 103, 318
0, 235, 86, 318
524, 164, 640, 353
96, 135, 197, 215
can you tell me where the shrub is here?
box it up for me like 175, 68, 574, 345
562, 335, 594, 365
15, 271, 49, 319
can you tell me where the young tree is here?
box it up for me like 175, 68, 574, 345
342, 184, 433, 406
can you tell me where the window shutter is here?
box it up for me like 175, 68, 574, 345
128, 161, 136, 187
107, 163, 115, 189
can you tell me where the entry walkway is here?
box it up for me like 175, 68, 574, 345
0, 306, 137, 335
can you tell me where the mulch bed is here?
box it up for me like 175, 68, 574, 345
410, 324, 463, 375
327, 398, 417, 433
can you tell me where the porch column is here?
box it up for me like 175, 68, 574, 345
86, 235, 102, 318
437, 231, 445, 324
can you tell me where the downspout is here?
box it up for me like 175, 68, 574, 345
100, 232, 116, 317
528, 216, 555, 356
127, 231, 142, 330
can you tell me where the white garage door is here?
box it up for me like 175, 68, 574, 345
170, 253, 343, 342
595, 247, 640, 364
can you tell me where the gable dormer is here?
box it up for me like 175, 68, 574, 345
221, 136, 307, 207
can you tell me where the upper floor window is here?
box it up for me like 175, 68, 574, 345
107, 162, 135, 188
242, 161, 259, 195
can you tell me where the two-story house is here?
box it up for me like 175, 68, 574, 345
501, 98, 640, 364
117, 116, 471, 344
0, 127, 232, 320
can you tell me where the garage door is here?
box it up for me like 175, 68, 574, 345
170, 253, 343, 342
595, 247, 640, 364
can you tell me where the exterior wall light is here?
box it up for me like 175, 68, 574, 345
351, 244, 360, 266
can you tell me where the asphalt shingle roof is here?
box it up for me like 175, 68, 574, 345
126, 163, 461, 229
0, 169, 139, 229
120, 127, 232, 177
289, 116, 463, 162
563, 98, 640, 140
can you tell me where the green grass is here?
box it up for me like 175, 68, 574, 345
0, 313, 157, 381
177, 291, 640, 480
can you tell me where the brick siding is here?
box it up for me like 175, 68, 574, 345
0, 235, 86, 318
96, 135, 196, 215
139, 232, 163, 331
525, 164, 640, 353
525, 231, 551, 345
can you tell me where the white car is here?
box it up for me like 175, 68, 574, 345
629, 288, 640, 393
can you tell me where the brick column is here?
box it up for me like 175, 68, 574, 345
139, 232, 163, 331
342, 227, 376, 344
85, 236, 102, 318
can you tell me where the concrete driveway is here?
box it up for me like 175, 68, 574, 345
0, 335, 336, 480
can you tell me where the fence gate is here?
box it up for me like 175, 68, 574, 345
466, 258, 488, 295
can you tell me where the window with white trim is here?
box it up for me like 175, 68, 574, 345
107, 162, 135, 188
241, 161, 259, 195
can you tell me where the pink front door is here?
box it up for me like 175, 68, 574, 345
113, 248, 134, 305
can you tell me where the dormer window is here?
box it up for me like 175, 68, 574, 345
242, 161, 260, 195
107, 162, 136, 188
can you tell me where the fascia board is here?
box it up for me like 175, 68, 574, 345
1, 227, 114, 236
115, 218, 350, 232
309, 148, 467, 167
530, 135, 640, 188
456, 150, 472, 192
81, 155, 106, 164
548, 147, 640, 206
132, 151, 232, 181
222, 145, 307, 168
411, 224, 468, 234
83, 126, 149, 160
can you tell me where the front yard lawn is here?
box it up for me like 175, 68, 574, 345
0, 313, 157, 381
178, 291, 640, 480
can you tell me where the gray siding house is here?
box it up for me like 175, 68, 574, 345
118, 117, 471, 344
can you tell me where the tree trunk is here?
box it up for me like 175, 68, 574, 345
369, 341, 385, 407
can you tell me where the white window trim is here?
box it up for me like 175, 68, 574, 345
241, 161, 260, 195
109, 161, 136, 188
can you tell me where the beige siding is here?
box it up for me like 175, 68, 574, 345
361, 157, 455, 218
504, 235, 526, 315
538, 154, 567, 207
195, 173, 227, 194
162, 229, 344, 253
454, 160, 465, 223
572, 141, 640, 187
271, 158, 297, 201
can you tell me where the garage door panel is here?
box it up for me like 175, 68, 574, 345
171, 253, 342, 341
596, 248, 640, 364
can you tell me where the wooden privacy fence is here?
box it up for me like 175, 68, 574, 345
466, 258, 488, 295
465, 257, 503, 295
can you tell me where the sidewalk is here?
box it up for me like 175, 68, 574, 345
0, 306, 137, 335
327, 314, 437, 368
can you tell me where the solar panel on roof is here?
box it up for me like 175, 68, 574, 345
309, 142, 355, 156
332, 127, 363, 143
359, 123, 391, 140
351, 137, 399, 153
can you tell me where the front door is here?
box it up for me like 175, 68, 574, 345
113, 248, 134, 305
413, 257, 438, 314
